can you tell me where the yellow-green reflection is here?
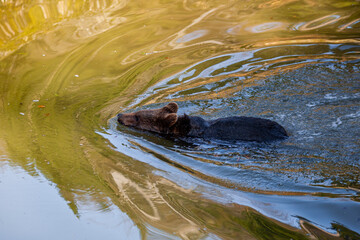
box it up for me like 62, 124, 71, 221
1, 0, 360, 239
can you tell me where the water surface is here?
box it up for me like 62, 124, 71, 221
1, 0, 360, 239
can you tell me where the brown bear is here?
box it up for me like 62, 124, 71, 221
117, 102, 288, 142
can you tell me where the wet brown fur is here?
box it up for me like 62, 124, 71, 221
117, 102, 179, 135
117, 102, 288, 142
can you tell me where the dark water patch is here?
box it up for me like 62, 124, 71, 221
104, 53, 360, 236
119, 54, 360, 190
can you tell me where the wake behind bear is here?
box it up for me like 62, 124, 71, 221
117, 102, 288, 142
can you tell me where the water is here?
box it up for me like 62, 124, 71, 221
1, 0, 360, 239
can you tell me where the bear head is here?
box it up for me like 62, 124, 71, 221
117, 102, 179, 134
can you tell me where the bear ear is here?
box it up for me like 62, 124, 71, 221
163, 113, 178, 127
162, 102, 178, 113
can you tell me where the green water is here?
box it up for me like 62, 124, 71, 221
1, 0, 360, 239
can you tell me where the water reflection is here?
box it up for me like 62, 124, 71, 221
1, 0, 360, 239
338, 18, 360, 31
0, 0, 127, 58
131, 43, 360, 107
298, 14, 345, 31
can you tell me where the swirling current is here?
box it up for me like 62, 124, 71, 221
1, 0, 360, 239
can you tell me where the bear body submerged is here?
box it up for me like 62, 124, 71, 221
117, 102, 288, 142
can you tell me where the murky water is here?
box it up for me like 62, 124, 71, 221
1, 0, 360, 239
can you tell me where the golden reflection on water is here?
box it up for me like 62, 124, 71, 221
1, 0, 360, 239
0, 0, 127, 58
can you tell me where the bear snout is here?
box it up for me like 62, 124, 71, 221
117, 113, 123, 123
117, 113, 139, 127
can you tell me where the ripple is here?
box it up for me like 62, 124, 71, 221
175, 30, 208, 43
299, 14, 345, 31
129, 43, 360, 106
246, 22, 286, 33
72, 16, 127, 39
338, 18, 360, 31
